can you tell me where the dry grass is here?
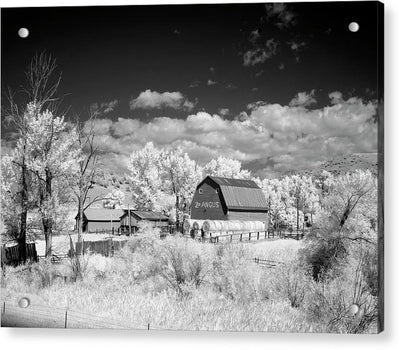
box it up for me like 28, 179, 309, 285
1, 235, 376, 333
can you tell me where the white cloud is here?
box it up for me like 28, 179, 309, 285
265, 3, 296, 29
329, 91, 344, 104
289, 90, 317, 107
130, 89, 196, 111
243, 38, 278, 66
90, 99, 119, 115
218, 108, 230, 116
189, 80, 200, 88
207, 79, 217, 86
249, 29, 260, 43
89, 93, 377, 178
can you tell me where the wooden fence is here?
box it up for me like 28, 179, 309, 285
1, 243, 38, 267
72, 239, 127, 257
1, 298, 141, 329
205, 230, 304, 243
253, 257, 285, 269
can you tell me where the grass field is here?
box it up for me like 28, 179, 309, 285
1, 234, 377, 333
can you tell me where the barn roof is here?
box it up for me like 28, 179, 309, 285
198, 176, 268, 211
122, 210, 169, 221
82, 208, 125, 221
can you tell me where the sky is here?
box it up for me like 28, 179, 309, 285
1, 2, 383, 178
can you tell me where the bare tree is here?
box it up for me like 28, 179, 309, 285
2, 52, 61, 262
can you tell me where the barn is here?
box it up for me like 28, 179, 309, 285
77, 208, 124, 233
120, 210, 170, 234
190, 176, 269, 221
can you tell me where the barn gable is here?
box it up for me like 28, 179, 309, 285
190, 176, 268, 221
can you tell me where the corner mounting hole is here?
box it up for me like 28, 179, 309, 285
18, 28, 29, 38
348, 22, 359, 32
18, 297, 30, 308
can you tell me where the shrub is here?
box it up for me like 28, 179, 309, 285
211, 243, 262, 303
272, 264, 309, 308
299, 232, 347, 281
304, 252, 378, 333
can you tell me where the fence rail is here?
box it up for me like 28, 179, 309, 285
0, 298, 143, 329
253, 257, 285, 268
205, 229, 304, 243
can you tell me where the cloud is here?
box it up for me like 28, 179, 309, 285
207, 79, 217, 86
218, 108, 230, 116
288, 40, 307, 52
243, 38, 278, 66
265, 3, 296, 29
90, 99, 119, 115
289, 90, 317, 107
329, 91, 344, 104
189, 80, 200, 88
249, 29, 260, 43
225, 83, 237, 89
89, 93, 377, 178
130, 89, 196, 111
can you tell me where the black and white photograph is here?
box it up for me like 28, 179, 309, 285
1, 1, 384, 334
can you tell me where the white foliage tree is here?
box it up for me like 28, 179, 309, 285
25, 102, 80, 256
128, 142, 203, 227
204, 156, 251, 179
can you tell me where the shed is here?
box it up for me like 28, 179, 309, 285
120, 210, 170, 234
190, 176, 269, 221
77, 208, 125, 233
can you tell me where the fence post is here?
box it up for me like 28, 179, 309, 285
230, 234, 233, 242
257, 232, 259, 240
240, 233, 242, 242
249, 232, 251, 241
65, 309, 68, 328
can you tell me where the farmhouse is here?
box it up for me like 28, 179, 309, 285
190, 176, 269, 221
120, 210, 170, 234
77, 208, 124, 233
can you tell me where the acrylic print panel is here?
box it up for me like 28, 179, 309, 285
0, 1, 384, 333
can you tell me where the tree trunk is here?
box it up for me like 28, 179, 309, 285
175, 195, 180, 232
43, 168, 53, 257
18, 155, 28, 263
296, 197, 299, 233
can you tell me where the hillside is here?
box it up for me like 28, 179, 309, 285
290, 153, 378, 177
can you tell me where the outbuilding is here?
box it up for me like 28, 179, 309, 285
120, 210, 170, 234
190, 176, 269, 221
77, 208, 124, 233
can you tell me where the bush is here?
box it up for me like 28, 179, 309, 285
299, 232, 347, 281
211, 243, 262, 303
272, 264, 309, 308
304, 252, 378, 333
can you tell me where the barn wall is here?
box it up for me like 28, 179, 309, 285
190, 180, 227, 220
120, 215, 138, 227
86, 221, 120, 232
228, 211, 269, 223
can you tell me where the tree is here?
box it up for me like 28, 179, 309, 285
204, 156, 251, 179
128, 142, 203, 227
1, 53, 62, 261
24, 102, 80, 256
161, 147, 203, 226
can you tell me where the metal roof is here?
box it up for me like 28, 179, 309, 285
129, 211, 169, 221
219, 185, 268, 210
82, 208, 125, 221
197, 176, 268, 211
209, 176, 260, 189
